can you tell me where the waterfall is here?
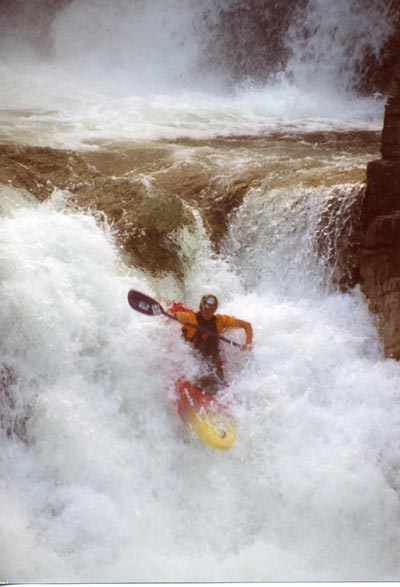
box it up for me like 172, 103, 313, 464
1, 0, 400, 582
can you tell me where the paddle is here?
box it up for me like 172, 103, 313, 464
127, 289, 242, 348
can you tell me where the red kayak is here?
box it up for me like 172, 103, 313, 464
174, 376, 236, 450
168, 301, 236, 450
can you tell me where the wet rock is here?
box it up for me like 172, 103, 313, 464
362, 159, 400, 221
354, 6, 400, 97
70, 176, 196, 278
155, 149, 264, 249
359, 61, 400, 358
381, 62, 400, 159
0, 365, 27, 441
0, 141, 256, 279
203, 0, 306, 87
0, 142, 257, 278
0, 144, 197, 279
315, 184, 365, 291
0, 144, 96, 201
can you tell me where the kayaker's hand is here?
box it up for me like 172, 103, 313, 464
241, 342, 252, 351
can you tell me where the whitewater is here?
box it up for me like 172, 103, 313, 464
1, 0, 400, 582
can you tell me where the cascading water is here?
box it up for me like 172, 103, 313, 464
0, 0, 397, 144
1, 0, 400, 582
285, 0, 395, 94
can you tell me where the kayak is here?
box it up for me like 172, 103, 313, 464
175, 376, 236, 450
168, 300, 236, 450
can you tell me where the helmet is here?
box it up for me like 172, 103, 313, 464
200, 294, 218, 310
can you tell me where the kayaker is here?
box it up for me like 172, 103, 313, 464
172, 294, 253, 394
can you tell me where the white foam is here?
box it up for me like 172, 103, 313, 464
0, 73, 386, 149
2, 193, 400, 581
1, 0, 399, 580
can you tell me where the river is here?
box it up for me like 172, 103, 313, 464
1, 0, 400, 582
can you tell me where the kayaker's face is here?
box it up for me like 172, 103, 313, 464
200, 305, 216, 320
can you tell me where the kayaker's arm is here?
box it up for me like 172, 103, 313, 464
234, 318, 253, 351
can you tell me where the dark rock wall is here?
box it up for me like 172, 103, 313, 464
360, 62, 400, 358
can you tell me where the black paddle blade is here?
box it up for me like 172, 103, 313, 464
127, 289, 164, 316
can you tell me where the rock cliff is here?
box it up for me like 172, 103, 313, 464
360, 62, 400, 358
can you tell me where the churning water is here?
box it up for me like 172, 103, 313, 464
1, 0, 400, 582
